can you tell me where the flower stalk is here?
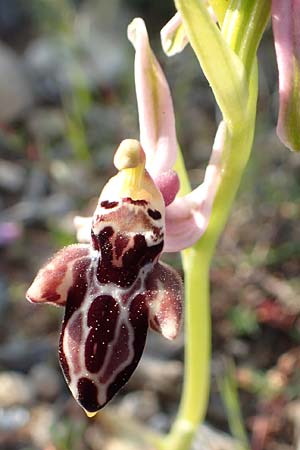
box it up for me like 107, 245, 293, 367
157, 1, 271, 449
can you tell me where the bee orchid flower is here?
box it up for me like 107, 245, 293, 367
26, 138, 183, 416
26, 17, 223, 417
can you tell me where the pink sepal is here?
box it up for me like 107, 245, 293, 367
164, 122, 226, 252
128, 18, 178, 176
26, 244, 91, 306
160, 12, 189, 56
145, 261, 183, 340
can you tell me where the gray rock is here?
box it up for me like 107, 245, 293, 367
28, 404, 55, 449
0, 42, 32, 122
128, 356, 182, 400
29, 364, 61, 401
0, 406, 30, 431
27, 107, 66, 149
117, 391, 159, 422
24, 30, 126, 97
192, 423, 240, 450
0, 159, 26, 192
0, 338, 55, 371
2, 193, 74, 223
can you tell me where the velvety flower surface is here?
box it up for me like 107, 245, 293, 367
26, 140, 183, 416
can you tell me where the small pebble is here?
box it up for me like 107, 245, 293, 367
117, 391, 159, 421
0, 372, 34, 407
0, 406, 30, 431
29, 364, 61, 401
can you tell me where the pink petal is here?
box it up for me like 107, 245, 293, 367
272, 0, 300, 151
164, 122, 226, 252
153, 169, 180, 206
127, 18, 178, 175
26, 244, 91, 306
145, 261, 183, 340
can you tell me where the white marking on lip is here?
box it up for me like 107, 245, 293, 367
63, 191, 166, 410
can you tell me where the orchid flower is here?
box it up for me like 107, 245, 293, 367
272, 0, 300, 152
26, 17, 222, 417
26, 138, 183, 416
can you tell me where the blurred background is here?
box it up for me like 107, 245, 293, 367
0, 1, 299, 449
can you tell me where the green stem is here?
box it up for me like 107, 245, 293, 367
159, 123, 255, 450
159, 249, 211, 450
156, 2, 271, 450
158, 60, 258, 450
181, 249, 211, 427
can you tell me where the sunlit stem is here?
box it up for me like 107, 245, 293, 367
157, 248, 211, 450
157, 0, 270, 449
159, 101, 256, 450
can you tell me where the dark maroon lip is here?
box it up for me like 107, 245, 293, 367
26, 173, 182, 415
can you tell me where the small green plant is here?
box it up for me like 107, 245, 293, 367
218, 359, 250, 450
229, 305, 260, 336
50, 418, 86, 450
